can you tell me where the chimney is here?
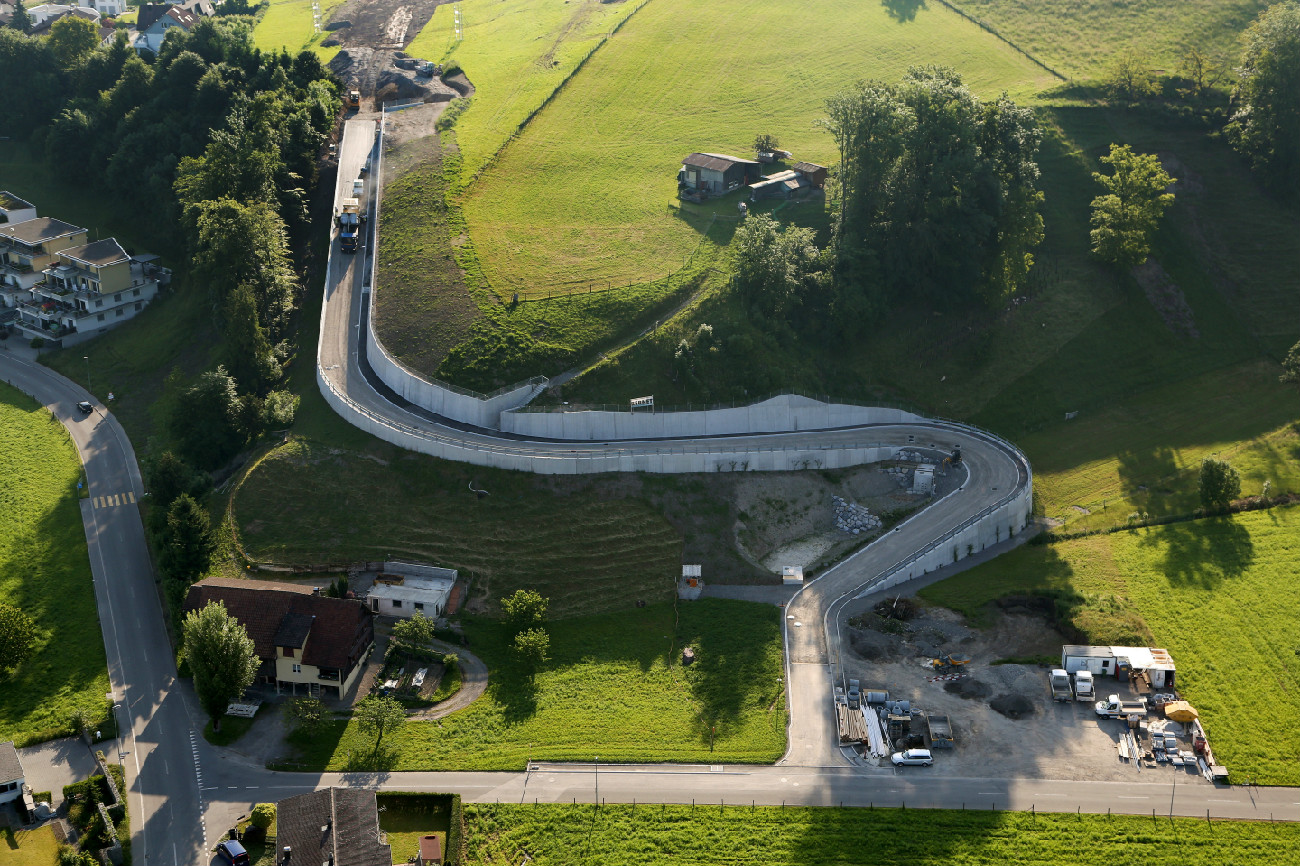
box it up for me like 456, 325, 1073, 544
281, 845, 291, 864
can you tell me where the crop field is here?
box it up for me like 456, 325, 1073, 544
0, 383, 110, 746
920, 506, 1300, 785
252, 0, 348, 59
462, 0, 1057, 293
461, 803, 1300, 866
283, 600, 786, 770
404, 0, 642, 181
232, 438, 682, 616
947, 0, 1270, 79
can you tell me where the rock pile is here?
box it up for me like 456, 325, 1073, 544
833, 495, 881, 535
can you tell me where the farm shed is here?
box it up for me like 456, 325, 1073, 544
679, 153, 762, 197
791, 162, 828, 189
368, 571, 457, 619
1061, 645, 1175, 686
748, 170, 811, 202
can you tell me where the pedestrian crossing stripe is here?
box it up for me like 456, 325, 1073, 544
93, 491, 136, 508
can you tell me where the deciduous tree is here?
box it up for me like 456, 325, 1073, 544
1228, 1, 1300, 200
46, 16, 98, 68
392, 611, 438, 647
501, 589, 548, 636
1199, 457, 1242, 508
1178, 47, 1226, 99
355, 695, 405, 750
167, 366, 248, 469
752, 133, 781, 155
1105, 47, 1160, 100
0, 603, 37, 675
513, 628, 550, 675
287, 696, 328, 737
1089, 144, 1175, 269
182, 601, 259, 730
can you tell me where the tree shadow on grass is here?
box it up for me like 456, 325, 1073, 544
490, 667, 538, 725
343, 741, 400, 772
881, 0, 926, 23
679, 600, 784, 742
1138, 515, 1255, 589
1117, 445, 1182, 515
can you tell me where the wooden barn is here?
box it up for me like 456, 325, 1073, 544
679, 153, 762, 198
791, 161, 828, 189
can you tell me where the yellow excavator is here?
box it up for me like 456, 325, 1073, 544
929, 653, 972, 672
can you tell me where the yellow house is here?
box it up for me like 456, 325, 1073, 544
0, 217, 88, 298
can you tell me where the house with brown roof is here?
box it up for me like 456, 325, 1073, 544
678, 152, 762, 198
183, 578, 375, 698
132, 2, 198, 52
275, 787, 391, 866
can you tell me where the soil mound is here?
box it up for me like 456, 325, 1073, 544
990, 693, 1037, 719
944, 679, 993, 700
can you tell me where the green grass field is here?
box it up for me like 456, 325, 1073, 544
947, 0, 1269, 79
920, 506, 1300, 785
377, 794, 452, 865
463, 0, 1057, 293
232, 438, 682, 616
0, 825, 60, 866
405, 0, 642, 182
0, 383, 110, 746
252, 0, 348, 59
461, 803, 1300, 866
282, 599, 786, 770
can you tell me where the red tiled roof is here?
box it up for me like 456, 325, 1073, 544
184, 578, 372, 671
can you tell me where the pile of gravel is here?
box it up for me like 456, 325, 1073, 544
990, 693, 1037, 719
833, 495, 881, 535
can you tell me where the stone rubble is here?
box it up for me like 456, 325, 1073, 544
832, 495, 882, 536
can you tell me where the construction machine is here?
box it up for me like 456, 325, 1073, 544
929, 653, 972, 672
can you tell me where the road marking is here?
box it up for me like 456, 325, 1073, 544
1117, 796, 1149, 800
93, 491, 136, 508
1208, 799, 1239, 803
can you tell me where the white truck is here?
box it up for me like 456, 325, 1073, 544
1095, 694, 1147, 719
1073, 670, 1095, 701
1049, 669, 1073, 702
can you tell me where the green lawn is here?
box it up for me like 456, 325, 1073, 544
0, 825, 60, 866
232, 438, 682, 616
281, 599, 786, 770
462, 0, 1057, 293
920, 506, 1300, 785
404, 0, 643, 182
377, 794, 452, 865
0, 383, 110, 746
946, 0, 1269, 79
252, 0, 348, 59
462, 803, 1300, 866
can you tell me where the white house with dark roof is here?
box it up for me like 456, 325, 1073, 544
0, 191, 37, 226
131, 2, 198, 51
0, 742, 25, 806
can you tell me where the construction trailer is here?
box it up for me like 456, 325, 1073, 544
926, 714, 954, 749
1061, 645, 1175, 687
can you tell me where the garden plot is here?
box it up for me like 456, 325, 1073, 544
839, 600, 1216, 783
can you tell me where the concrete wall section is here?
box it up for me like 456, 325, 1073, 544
363, 307, 544, 429
502, 395, 922, 440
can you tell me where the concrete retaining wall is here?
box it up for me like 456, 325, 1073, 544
502, 395, 921, 440
364, 304, 544, 429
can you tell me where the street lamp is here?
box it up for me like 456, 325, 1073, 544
83, 355, 91, 397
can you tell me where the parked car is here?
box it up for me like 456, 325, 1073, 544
890, 748, 933, 767
76, 401, 93, 414
216, 840, 251, 866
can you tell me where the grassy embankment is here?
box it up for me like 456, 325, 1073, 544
279, 599, 786, 771
0, 383, 110, 746
921, 506, 1300, 785
251, 0, 349, 61
462, 0, 1056, 294
461, 803, 1300, 866
945, 0, 1269, 78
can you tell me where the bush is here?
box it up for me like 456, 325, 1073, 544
249, 802, 275, 830
30, 337, 45, 348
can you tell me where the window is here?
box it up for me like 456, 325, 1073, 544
283, 647, 295, 658
414, 602, 424, 611
132, 288, 141, 297
95, 299, 102, 307
292, 664, 302, 674
116, 308, 124, 316
392, 599, 403, 608
114, 293, 121, 302
97, 314, 105, 322
134, 302, 142, 311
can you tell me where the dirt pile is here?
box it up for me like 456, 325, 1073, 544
944, 678, 993, 700
990, 693, 1037, 719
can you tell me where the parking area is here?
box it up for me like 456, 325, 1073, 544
837, 601, 1217, 784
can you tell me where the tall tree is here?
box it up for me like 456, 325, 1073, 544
500, 589, 548, 636
1089, 144, 1175, 269
46, 16, 99, 68
513, 628, 550, 676
160, 494, 215, 583
391, 611, 437, 648
287, 696, 328, 736
168, 366, 248, 469
9, 0, 31, 32
0, 603, 37, 675
1199, 458, 1242, 508
355, 696, 405, 751
1281, 339, 1300, 386
182, 601, 259, 730
1228, 1, 1300, 200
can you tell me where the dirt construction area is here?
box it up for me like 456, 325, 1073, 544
839, 599, 1216, 784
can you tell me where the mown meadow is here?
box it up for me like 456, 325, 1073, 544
462, 803, 1300, 865
921, 506, 1300, 786
251, 0, 348, 59
280, 600, 787, 770
0, 383, 110, 746
461, 0, 1057, 293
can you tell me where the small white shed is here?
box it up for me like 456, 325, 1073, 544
368, 574, 455, 619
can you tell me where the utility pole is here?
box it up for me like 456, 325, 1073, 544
84, 355, 91, 397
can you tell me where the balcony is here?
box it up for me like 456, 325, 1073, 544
1, 260, 32, 274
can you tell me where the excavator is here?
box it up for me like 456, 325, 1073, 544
929, 653, 972, 672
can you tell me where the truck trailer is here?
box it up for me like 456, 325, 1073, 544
337, 197, 362, 253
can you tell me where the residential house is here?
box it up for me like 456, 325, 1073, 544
183, 578, 375, 699
27, 3, 99, 33
0, 216, 88, 310
179, 0, 214, 17
678, 153, 762, 198
0, 4, 13, 27
0, 742, 25, 806
366, 568, 457, 620
0, 191, 37, 226
131, 2, 198, 51
83, 0, 125, 16
15, 238, 162, 345
276, 787, 391, 866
